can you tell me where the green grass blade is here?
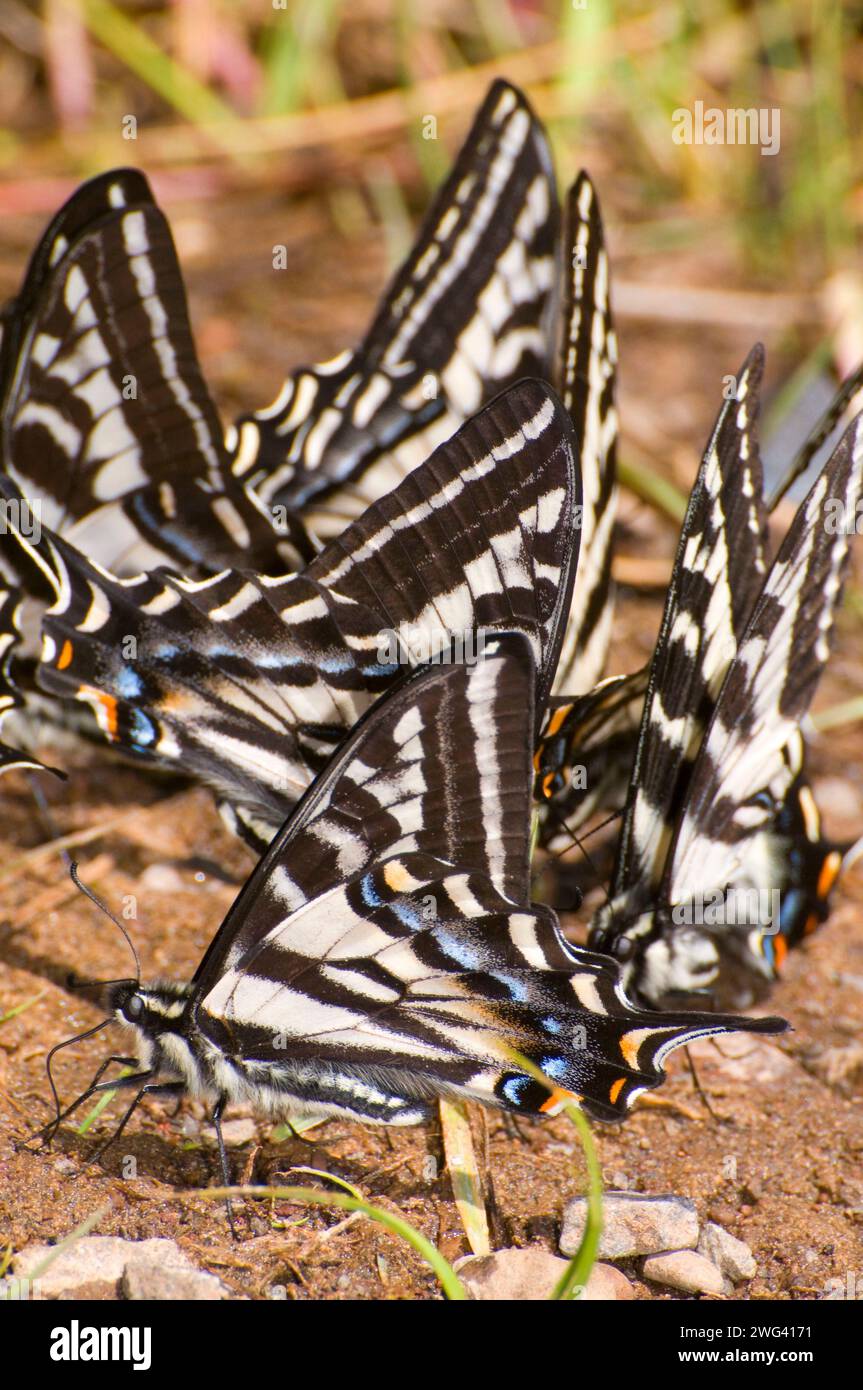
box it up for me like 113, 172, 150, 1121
505, 1049, 604, 1301
618, 456, 688, 524
0, 990, 46, 1026
79, 0, 243, 150
21, 1204, 113, 1287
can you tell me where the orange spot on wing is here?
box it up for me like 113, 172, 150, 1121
619, 1032, 641, 1068
546, 705, 572, 738
772, 935, 788, 971
817, 851, 842, 902
609, 1077, 626, 1106
539, 1086, 579, 1114
82, 687, 118, 739
57, 640, 73, 670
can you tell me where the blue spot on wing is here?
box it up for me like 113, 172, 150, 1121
361, 662, 399, 679
436, 930, 482, 968
359, 873, 383, 909
502, 1075, 532, 1106
129, 710, 156, 747
117, 666, 143, 699
490, 972, 529, 1002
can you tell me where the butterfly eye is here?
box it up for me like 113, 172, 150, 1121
613, 937, 635, 962
124, 994, 144, 1023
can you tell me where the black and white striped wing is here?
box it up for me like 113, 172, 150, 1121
667, 408, 863, 901
189, 635, 785, 1125
9, 381, 579, 839
605, 347, 766, 911
552, 173, 618, 695
0, 169, 307, 576
229, 80, 559, 540
0, 584, 61, 776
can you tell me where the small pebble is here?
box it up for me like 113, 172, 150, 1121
561, 1193, 698, 1259
642, 1249, 726, 1296
697, 1223, 756, 1282
123, 1240, 228, 1301
457, 1248, 635, 1301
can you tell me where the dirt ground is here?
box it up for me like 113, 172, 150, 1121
1, 183, 862, 1301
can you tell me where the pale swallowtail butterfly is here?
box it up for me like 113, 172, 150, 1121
587, 358, 863, 1010
2, 380, 581, 851
47, 633, 785, 1188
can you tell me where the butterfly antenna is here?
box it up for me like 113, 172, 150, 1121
542, 800, 616, 912
42, 1017, 113, 1139
69, 861, 141, 983
27, 773, 73, 872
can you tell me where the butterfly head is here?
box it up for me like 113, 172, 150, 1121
590, 898, 725, 1010
105, 978, 191, 1031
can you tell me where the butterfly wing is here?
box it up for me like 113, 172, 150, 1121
230, 81, 559, 540
668, 408, 863, 901
188, 634, 785, 1125
552, 172, 619, 695
0, 583, 62, 776
0, 169, 304, 576
597, 348, 766, 921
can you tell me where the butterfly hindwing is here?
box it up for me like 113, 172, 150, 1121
0, 583, 62, 776
668, 407, 863, 900
552, 172, 619, 695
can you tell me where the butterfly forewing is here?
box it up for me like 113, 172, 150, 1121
231, 80, 559, 540
609, 347, 766, 905
552, 173, 619, 695
668, 407, 863, 900
0, 169, 302, 576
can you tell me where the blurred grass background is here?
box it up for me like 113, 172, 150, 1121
0, 0, 860, 282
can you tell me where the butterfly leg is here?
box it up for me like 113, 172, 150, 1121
210, 1096, 239, 1240
86, 1079, 186, 1169
683, 1046, 727, 1123
24, 1056, 142, 1149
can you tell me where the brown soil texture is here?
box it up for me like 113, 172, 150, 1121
1, 187, 862, 1301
